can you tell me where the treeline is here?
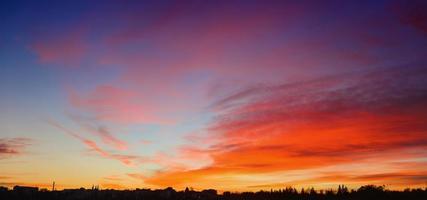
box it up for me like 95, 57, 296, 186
1, 185, 427, 200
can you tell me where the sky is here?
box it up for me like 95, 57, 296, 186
1, 0, 427, 191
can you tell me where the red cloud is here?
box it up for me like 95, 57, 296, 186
145, 66, 427, 189
392, 0, 427, 35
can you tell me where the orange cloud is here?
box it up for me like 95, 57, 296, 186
144, 66, 427, 190
100, 182, 126, 190
127, 173, 146, 180
103, 175, 123, 181
246, 170, 427, 189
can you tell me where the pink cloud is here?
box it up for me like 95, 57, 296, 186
89, 126, 127, 151
31, 28, 89, 67
29, 0, 424, 134
48, 120, 141, 166
139, 139, 152, 145
69, 85, 174, 125
79, 123, 128, 151
0, 138, 32, 159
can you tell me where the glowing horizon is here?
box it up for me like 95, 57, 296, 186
1, 0, 427, 191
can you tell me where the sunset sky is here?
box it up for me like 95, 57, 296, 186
1, 0, 427, 191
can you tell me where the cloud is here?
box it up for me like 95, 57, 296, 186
31, 28, 89, 67
68, 114, 129, 151
392, 0, 427, 35
48, 120, 142, 166
48, 119, 212, 169
352, 172, 427, 183
32, 0, 427, 130
127, 173, 146, 180
84, 125, 128, 151
69, 85, 174, 125
0, 138, 32, 159
145, 65, 427, 189
103, 175, 123, 181
100, 182, 126, 190
139, 139, 152, 145
247, 171, 427, 189
24, 0, 427, 190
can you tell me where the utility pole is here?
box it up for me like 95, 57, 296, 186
52, 181, 55, 191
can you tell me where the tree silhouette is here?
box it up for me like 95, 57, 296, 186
0, 184, 426, 200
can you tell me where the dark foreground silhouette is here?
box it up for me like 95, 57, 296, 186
1, 185, 427, 200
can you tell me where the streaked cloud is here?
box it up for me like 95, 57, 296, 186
144, 66, 427, 189
2, 0, 427, 190
0, 138, 32, 159
48, 120, 142, 166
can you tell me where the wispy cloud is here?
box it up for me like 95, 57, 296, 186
0, 138, 32, 159
19, 0, 427, 190
127, 173, 146, 180
85, 125, 128, 151
68, 85, 175, 125
145, 65, 427, 189
31, 27, 90, 67
68, 114, 128, 151
392, 0, 427, 35
103, 175, 124, 181
48, 120, 142, 166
